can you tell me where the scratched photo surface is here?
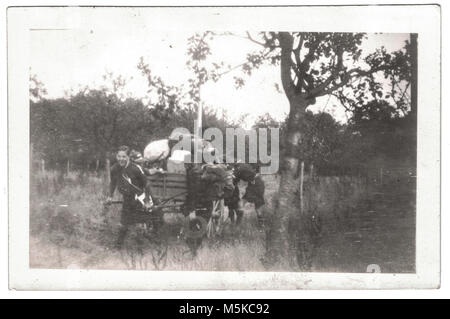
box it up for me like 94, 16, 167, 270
28, 11, 416, 274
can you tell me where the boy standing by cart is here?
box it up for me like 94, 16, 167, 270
105, 145, 155, 249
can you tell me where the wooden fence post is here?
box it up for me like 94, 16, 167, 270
95, 159, 100, 171
105, 158, 111, 183
309, 163, 314, 180
66, 159, 70, 175
41, 159, 45, 174
299, 161, 305, 215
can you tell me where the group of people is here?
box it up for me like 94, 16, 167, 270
105, 145, 266, 249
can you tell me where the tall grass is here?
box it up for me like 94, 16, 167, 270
29, 169, 414, 272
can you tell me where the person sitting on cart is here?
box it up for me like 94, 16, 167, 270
105, 145, 156, 249
130, 150, 148, 174
130, 149, 166, 176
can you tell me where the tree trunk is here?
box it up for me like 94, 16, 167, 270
263, 32, 316, 268
265, 97, 311, 266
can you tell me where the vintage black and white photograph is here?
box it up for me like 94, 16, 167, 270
8, 5, 440, 290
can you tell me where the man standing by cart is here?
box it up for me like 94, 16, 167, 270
105, 145, 155, 249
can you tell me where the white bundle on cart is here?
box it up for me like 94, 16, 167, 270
143, 139, 170, 162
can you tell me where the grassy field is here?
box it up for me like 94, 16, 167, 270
29, 169, 415, 273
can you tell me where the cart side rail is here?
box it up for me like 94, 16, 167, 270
148, 173, 188, 202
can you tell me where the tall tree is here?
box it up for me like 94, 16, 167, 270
192, 32, 414, 266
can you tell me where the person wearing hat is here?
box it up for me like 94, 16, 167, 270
130, 150, 147, 173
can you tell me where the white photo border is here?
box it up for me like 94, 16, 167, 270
7, 4, 441, 290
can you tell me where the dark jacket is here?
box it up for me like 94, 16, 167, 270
110, 162, 147, 199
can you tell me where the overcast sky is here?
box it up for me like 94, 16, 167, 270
30, 25, 409, 128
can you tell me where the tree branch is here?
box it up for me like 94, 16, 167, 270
245, 31, 267, 47
400, 81, 411, 103
278, 32, 296, 100
299, 35, 320, 72
214, 50, 271, 79
214, 31, 277, 50
303, 73, 314, 90
293, 34, 304, 92
308, 46, 344, 97
313, 65, 391, 98
331, 92, 353, 112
